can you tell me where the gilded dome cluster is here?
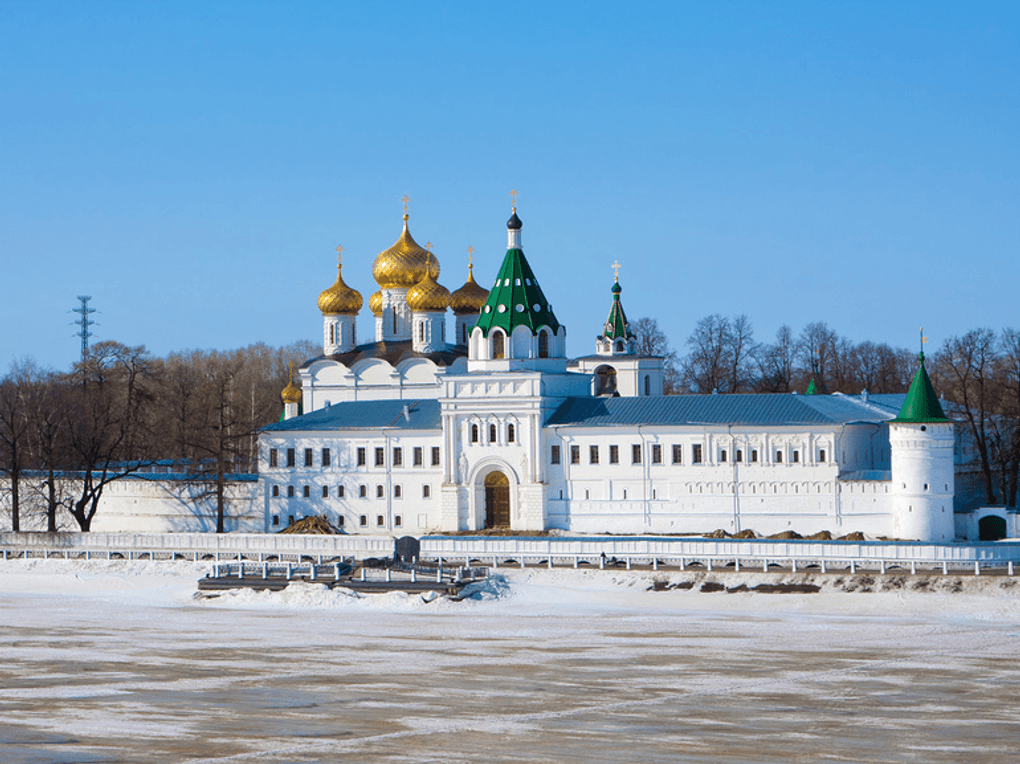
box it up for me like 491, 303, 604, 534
372, 214, 440, 289
317, 259, 363, 315
368, 290, 383, 316
450, 262, 490, 314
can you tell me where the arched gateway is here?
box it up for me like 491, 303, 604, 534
484, 471, 511, 528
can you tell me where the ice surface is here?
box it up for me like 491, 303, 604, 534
1, 559, 1019, 763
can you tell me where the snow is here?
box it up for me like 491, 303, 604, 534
2, 559, 1019, 763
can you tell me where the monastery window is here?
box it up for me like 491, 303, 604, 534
644, 375, 651, 396
775, 451, 783, 463
590, 445, 600, 465
652, 444, 662, 464
819, 449, 826, 463
272, 514, 279, 526
394, 485, 402, 498
432, 447, 441, 466
610, 445, 619, 464
652, 489, 657, 499
395, 515, 402, 528
632, 444, 642, 464
615, 340, 624, 352
329, 324, 335, 344
269, 449, 278, 468
322, 486, 329, 498
751, 449, 758, 463
623, 489, 627, 499
322, 448, 331, 467
419, 322, 425, 342
287, 486, 295, 498
489, 424, 497, 443
570, 445, 580, 465
550, 445, 561, 465
337, 516, 344, 527
360, 515, 367, 526
357, 447, 366, 466
735, 449, 743, 463
286, 448, 296, 468
272, 485, 279, 497
491, 331, 505, 359
692, 444, 703, 464
538, 330, 550, 358
720, 450, 727, 463
288, 515, 295, 526
393, 447, 403, 467
377, 515, 385, 526
376, 485, 384, 498
792, 450, 800, 463
924, 483, 929, 491
338, 485, 345, 498
303, 485, 310, 498
359, 485, 367, 498
462, 324, 469, 344
585, 489, 590, 499
393, 312, 398, 334
672, 445, 682, 464
305, 449, 313, 467
508, 424, 516, 443
375, 447, 385, 466
423, 485, 431, 499
471, 424, 479, 443
414, 447, 423, 466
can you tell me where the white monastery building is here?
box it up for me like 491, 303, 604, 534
259, 202, 963, 542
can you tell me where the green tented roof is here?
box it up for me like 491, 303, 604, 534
891, 354, 949, 423
805, 377, 819, 395
600, 281, 634, 341
473, 248, 560, 336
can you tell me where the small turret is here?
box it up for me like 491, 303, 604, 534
596, 261, 636, 356
281, 362, 302, 420
889, 333, 954, 541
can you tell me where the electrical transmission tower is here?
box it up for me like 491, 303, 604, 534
73, 295, 97, 360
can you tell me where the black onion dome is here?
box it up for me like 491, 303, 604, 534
507, 210, 522, 230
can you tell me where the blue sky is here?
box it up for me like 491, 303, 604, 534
2, 1, 1017, 372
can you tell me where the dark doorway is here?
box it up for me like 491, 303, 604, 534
484, 471, 511, 528
978, 514, 1007, 541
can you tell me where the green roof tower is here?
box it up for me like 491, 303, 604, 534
891, 349, 949, 423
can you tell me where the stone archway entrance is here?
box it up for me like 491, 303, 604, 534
484, 471, 511, 528
979, 514, 1007, 541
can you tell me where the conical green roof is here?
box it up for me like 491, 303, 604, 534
891, 354, 949, 423
805, 377, 819, 395
474, 248, 560, 337
600, 280, 634, 341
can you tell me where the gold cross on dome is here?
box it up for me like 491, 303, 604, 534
402, 195, 410, 214
611, 260, 622, 280
335, 244, 343, 264
425, 241, 433, 253
509, 189, 518, 210
466, 246, 475, 268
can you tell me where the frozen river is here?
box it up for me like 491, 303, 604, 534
1, 560, 1019, 763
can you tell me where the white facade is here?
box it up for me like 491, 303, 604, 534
260, 206, 964, 542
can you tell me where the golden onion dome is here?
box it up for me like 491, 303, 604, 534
450, 260, 490, 314
372, 214, 440, 289
406, 271, 451, 312
316, 256, 363, 315
280, 362, 302, 404
368, 290, 383, 315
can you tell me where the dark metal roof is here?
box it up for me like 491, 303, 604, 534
301, 340, 466, 370
263, 399, 441, 432
546, 393, 901, 427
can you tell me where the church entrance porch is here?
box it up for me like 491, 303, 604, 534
484, 471, 511, 528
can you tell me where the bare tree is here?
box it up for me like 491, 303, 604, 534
0, 362, 33, 531
753, 325, 796, 392
681, 314, 755, 394
631, 317, 680, 393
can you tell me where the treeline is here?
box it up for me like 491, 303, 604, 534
0, 340, 316, 532
636, 316, 1020, 507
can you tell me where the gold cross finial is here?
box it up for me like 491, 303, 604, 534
288, 361, 295, 381
425, 241, 433, 253
611, 260, 622, 280
466, 246, 475, 269
509, 189, 518, 210
335, 244, 343, 265
401, 195, 410, 214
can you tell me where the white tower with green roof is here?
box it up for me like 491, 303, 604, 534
889, 343, 955, 541
467, 206, 568, 372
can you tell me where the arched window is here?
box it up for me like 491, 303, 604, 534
462, 324, 469, 344
644, 375, 651, 396
491, 331, 505, 359
538, 330, 550, 358
471, 424, 479, 443
595, 365, 617, 396
507, 424, 515, 443
615, 340, 624, 352
329, 324, 335, 344
489, 424, 497, 443
419, 322, 425, 342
